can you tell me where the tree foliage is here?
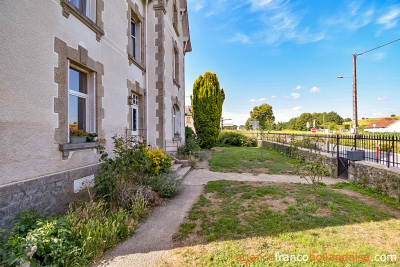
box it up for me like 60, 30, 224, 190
245, 104, 275, 130
280, 111, 344, 131
191, 72, 225, 149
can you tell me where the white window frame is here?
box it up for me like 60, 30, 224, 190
67, 61, 96, 143
173, 105, 181, 137
131, 93, 139, 136
70, 0, 97, 21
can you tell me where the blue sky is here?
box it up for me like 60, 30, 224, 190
184, 0, 400, 125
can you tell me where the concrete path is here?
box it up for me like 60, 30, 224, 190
94, 170, 345, 266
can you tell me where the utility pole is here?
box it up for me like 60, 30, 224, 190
352, 54, 358, 135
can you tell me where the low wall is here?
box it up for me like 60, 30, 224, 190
259, 140, 338, 178
0, 164, 100, 229
348, 161, 400, 199
260, 140, 400, 199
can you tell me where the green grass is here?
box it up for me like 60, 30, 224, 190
332, 182, 400, 211
209, 147, 297, 175
164, 181, 400, 266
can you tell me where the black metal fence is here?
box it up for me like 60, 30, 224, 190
253, 132, 400, 168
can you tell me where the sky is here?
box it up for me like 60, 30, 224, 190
184, 0, 400, 126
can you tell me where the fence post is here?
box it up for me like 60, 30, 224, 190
376, 143, 379, 163
393, 136, 396, 167
336, 135, 339, 158
354, 134, 357, 151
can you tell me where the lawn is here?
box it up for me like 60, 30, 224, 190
209, 147, 297, 175
162, 181, 400, 266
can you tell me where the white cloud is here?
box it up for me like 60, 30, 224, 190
250, 97, 267, 102
310, 86, 320, 93
188, 0, 206, 11
324, 3, 374, 31
249, 0, 325, 45
377, 97, 387, 101
291, 106, 302, 111
271, 95, 276, 98
295, 85, 303, 90
291, 93, 301, 99
377, 8, 400, 29
229, 33, 250, 44
373, 52, 386, 61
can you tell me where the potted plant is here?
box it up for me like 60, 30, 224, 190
70, 129, 88, 143
87, 132, 98, 142
174, 131, 181, 139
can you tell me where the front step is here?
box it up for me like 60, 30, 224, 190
170, 163, 182, 174
175, 166, 191, 181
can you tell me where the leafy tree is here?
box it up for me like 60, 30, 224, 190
391, 114, 396, 117
245, 104, 275, 131
191, 72, 225, 149
344, 118, 352, 122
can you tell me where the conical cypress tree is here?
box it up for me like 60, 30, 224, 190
191, 72, 225, 149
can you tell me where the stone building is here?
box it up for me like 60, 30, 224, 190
184, 105, 195, 132
0, 0, 191, 227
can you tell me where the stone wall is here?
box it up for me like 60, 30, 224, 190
259, 140, 338, 178
0, 164, 100, 229
260, 140, 400, 200
348, 161, 400, 199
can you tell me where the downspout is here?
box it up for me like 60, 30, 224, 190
145, 0, 149, 145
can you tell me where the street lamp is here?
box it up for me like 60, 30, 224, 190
337, 54, 358, 134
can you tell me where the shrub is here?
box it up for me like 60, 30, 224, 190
178, 127, 200, 157
218, 131, 257, 147
1, 212, 81, 266
65, 199, 137, 263
145, 148, 172, 176
145, 173, 180, 198
93, 136, 150, 201
192, 72, 225, 149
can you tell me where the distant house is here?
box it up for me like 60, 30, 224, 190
364, 118, 400, 133
237, 125, 246, 130
185, 105, 195, 132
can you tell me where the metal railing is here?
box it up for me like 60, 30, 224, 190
254, 132, 400, 168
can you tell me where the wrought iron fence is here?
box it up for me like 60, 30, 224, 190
253, 132, 400, 168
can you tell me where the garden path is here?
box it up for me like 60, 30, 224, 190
94, 168, 344, 267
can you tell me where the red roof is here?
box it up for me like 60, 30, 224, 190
364, 118, 399, 129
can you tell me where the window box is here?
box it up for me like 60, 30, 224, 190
70, 136, 88, 143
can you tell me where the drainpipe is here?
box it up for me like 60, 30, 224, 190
145, 0, 149, 145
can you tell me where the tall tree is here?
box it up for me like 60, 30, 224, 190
245, 104, 275, 130
191, 72, 225, 149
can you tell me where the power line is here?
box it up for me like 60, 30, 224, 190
356, 38, 400, 56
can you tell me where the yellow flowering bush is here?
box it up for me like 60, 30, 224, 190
145, 148, 172, 176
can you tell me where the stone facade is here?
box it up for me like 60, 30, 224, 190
0, 0, 191, 228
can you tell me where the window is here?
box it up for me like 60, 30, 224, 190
130, 93, 139, 135
130, 18, 140, 60
69, 0, 96, 21
173, 105, 181, 137
128, 4, 144, 69
173, 0, 179, 36
173, 47, 179, 85
60, 0, 104, 41
68, 65, 96, 140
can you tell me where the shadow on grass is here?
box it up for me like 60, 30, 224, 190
173, 180, 396, 245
